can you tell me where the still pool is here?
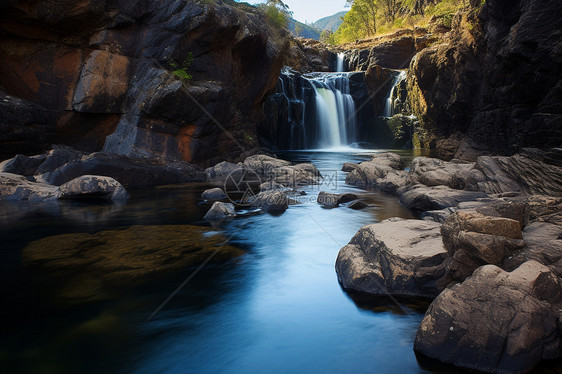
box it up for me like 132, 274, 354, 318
0, 149, 504, 373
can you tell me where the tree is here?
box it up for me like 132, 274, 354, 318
267, 0, 291, 13
346, 0, 379, 35
381, 0, 399, 22
320, 29, 334, 44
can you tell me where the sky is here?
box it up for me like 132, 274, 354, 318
248, 0, 349, 24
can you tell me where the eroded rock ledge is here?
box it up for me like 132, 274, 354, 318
337, 148, 562, 373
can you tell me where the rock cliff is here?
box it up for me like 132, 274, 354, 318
407, 0, 562, 158
0, 0, 287, 165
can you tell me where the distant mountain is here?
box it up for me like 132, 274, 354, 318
312, 11, 348, 33
288, 18, 321, 40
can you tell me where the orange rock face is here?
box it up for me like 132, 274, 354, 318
72, 50, 130, 113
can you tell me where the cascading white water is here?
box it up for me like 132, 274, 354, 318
275, 70, 358, 149
336, 53, 345, 73
309, 73, 357, 148
384, 70, 407, 117
315, 87, 342, 147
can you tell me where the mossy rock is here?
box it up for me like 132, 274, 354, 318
23, 225, 244, 302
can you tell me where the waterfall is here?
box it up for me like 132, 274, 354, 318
271, 70, 358, 150
308, 73, 357, 148
336, 53, 345, 73
384, 70, 407, 117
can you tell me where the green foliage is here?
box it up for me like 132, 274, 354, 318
170, 52, 194, 81
320, 29, 335, 44
244, 132, 254, 142
258, 3, 289, 29
333, 0, 467, 44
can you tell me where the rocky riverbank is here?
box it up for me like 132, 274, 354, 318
336, 149, 562, 373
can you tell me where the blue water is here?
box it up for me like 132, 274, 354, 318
0, 149, 471, 374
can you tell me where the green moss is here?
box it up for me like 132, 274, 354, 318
169, 52, 194, 81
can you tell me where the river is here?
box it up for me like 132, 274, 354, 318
0, 149, 464, 374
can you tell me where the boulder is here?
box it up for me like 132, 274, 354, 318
205, 161, 244, 183
408, 157, 485, 191
317, 192, 360, 208
243, 154, 291, 176
415, 261, 562, 374
378, 170, 409, 193
345, 152, 406, 189
342, 163, 358, 172
35, 147, 86, 175
317, 191, 340, 208
421, 208, 455, 223
250, 190, 289, 213
0, 172, 60, 201
503, 222, 562, 278
203, 201, 236, 220
0, 154, 46, 176
59, 175, 129, 201
201, 187, 227, 201
35, 152, 203, 187
259, 180, 285, 191
440, 211, 526, 281
335, 219, 449, 298
338, 193, 359, 204
399, 185, 487, 212
272, 163, 322, 187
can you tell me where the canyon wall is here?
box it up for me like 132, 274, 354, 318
0, 0, 286, 165
407, 0, 562, 159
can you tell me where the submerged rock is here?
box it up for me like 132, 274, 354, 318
348, 200, 369, 210
59, 175, 129, 201
336, 218, 449, 298
23, 225, 244, 302
415, 261, 562, 374
204, 202, 236, 220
